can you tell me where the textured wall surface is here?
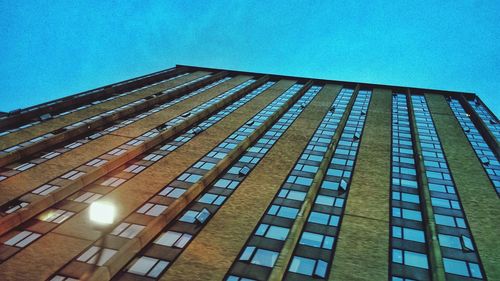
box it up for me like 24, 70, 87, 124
161, 84, 340, 281
330, 88, 392, 281
426, 94, 500, 281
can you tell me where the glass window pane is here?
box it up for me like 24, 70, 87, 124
404, 251, 428, 269
251, 249, 278, 267
314, 260, 328, 278
289, 256, 315, 276
438, 234, 461, 249
266, 226, 289, 240
155, 231, 182, 247
300, 232, 323, 248
404, 228, 425, 243
148, 260, 169, 278
443, 258, 469, 277
128, 256, 158, 276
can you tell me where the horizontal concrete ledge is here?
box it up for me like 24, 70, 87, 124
0, 72, 228, 168
0, 67, 188, 132
0, 76, 269, 237
84, 81, 314, 281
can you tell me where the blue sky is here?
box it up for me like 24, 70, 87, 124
1, 1, 499, 115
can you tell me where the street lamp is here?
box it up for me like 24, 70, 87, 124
89, 201, 116, 225
87, 201, 117, 276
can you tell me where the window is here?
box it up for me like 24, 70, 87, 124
392, 178, 418, 189
392, 207, 422, 221
426, 171, 451, 181
32, 184, 60, 196
315, 194, 344, 207
61, 170, 85, 180
101, 177, 126, 187
443, 258, 482, 278
268, 205, 299, 219
40, 209, 74, 224
154, 231, 192, 248
160, 144, 176, 151
438, 234, 474, 251
255, 224, 289, 241
195, 208, 211, 224
86, 158, 108, 167
111, 223, 145, 238
219, 142, 237, 149
126, 139, 144, 146
461, 235, 474, 251
179, 210, 198, 223
431, 197, 460, 210
143, 153, 163, 162
207, 151, 227, 159
286, 175, 313, 186
392, 192, 420, 204
239, 247, 279, 268
289, 256, 328, 278
4, 231, 41, 248
295, 164, 318, 173
308, 211, 339, 226
193, 161, 216, 170
178, 172, 202, 183
14, 162, 35, 171
41, 151, 61, 159
3, 201, 29, 214
73, 192, 102, 204
434, 214, 466, 228
214, 178, 239, 189
159, 186, 186, 198
301, 153, 323, 162
128, 256, 169, 278
124, 164, 146, 174
4, 145, 22, 152
137, 203, 167, 216
142, 131, 159, 138
299, 231, 334, 249
428, 183, 455, 194
239, 166, 251, 176
198, 193, 226, 205
108, 148, 127, 156
77, 246, 117, 266
392, 226, 425, 243
240, 156, 259, 164
278, 189, 306, 201
392, 249, 428, 269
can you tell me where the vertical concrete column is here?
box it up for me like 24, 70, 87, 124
160, 84, 341, 281
425, 94, 500, 280
407, 92, 446, 281
267, 85, 358, 281
330, 88, 392, 281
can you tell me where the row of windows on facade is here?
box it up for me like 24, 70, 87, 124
2, 88, 492, 280
0, 72, 192, 137
49, 83, 313, 279
0, 79, 278, 264
114, 86, 324, 279
0, 73, 209, 158
0, 75, 236, 182
227, 89, 368, 280
0, 78, 263, 217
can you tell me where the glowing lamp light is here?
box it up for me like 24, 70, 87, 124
89, 201, 116, 225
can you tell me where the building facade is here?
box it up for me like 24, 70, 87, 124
0, 65, 498, 281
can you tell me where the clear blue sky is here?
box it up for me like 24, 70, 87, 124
1, 1, 499, 115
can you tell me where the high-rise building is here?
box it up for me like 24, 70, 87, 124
0, 65, 498, 281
